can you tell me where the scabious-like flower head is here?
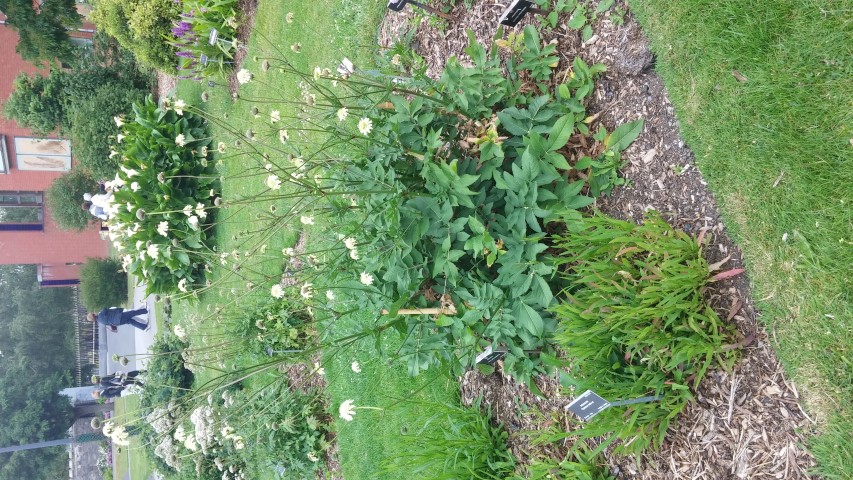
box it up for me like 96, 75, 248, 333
266, 174, 282, 190
175, 134, 187, 147
336, 107, 348, 122
270, 284, 284, 299
360, 272, 374, 286
236, 69, 253, 84
339, 399, 356, 421
351, 361, 361, 373
358, 117, 373, 136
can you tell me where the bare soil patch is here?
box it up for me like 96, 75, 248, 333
380, 2, 818, 478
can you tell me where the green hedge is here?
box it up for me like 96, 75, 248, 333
89, 0, 179, 71
45, 168, 99, 231
79, 258, 128, 311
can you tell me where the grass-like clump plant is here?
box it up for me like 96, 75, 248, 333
380, 398, 515, 480
551, 212, 738, 454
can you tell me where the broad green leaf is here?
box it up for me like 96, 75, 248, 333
545, 115, 575, 152
514, 302, 544, 337
605, 119, 645, 152
596, 0, 615, 14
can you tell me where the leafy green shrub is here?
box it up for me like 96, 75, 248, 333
234, 381, 330, 478
90, 0, 179, 70
171, 0, 241, 79
550, 212, 737, 454
232, 298, 314, 360
105, 96, 217, 295
321, 26, 642, 385
2, 73, 66, 135
517, 448, 614, 480
140, 333, 194, 407
70, 83, 148, 179
45, 168, 99, 231
381, 399, 515, 479
79, 258, 127, 311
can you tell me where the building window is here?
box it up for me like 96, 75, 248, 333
14, 137, 72, 172
0, 191, 44, 229
0, 135, 9, 174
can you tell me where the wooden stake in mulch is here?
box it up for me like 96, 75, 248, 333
387, 0, 453, 20
498, 0, 552, 27
567, 389, 663, 422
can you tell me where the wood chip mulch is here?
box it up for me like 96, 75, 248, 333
379, 2, 820, 478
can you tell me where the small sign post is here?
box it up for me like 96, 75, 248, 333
475, 345, 508, 365
387, 0, 453, 20
567, 389, 663, 422
498, 0, 552, 27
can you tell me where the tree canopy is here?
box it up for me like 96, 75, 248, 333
0, 265, 76, 480
0, 0, 82, 62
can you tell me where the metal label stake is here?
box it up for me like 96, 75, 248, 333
567, 389, 663, 422
387, 0, 453, 20
499, 0, 552, 27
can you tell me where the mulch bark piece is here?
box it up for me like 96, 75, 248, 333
380, 1, 819, 478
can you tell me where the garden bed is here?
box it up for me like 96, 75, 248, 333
379, 2, 817, 478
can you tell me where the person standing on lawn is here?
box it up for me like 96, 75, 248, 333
88, 306, 150, 331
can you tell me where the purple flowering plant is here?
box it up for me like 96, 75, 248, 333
168, 0, 241, 80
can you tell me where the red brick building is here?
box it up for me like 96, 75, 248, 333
0, 12, 106, 286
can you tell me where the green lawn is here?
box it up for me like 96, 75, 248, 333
167, 1, 458, 478
630, 0, 852, 476
112, 395, 155, 480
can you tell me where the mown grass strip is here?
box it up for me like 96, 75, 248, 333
629, 0, 852, 476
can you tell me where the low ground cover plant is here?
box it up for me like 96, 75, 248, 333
550, 212, 738, 454
104, 96, 217, 295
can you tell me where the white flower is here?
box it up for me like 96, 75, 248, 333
337, 58, 355, 75
336, 107, 348, 122
175, 134, 187, 147
391, 54, 402, 66
234, 438, 245, 450
177, 278, 188, 292
326, 290, 335, 301
114, 116, 124, 127
184, 434, 198, 451
174, 324, 187, 340
136, 240, 145, 251
147, 244, 160, 260
349, 248, 360, 260
307, 452, 319, 462
188, 215, 200, 231
236, 69, 253, 84
286, 12, 294, 23
270, 110, 281, 123
266, 174, 282, 190
173, 425, 186, 442
360, 272, 373, 286
313, 362, 325, 376
130, 182, 140, 192
182, 204, 193, 217
344, 237, 356, 250
351, 361, 361, 373
278, 129, 289, 144
282, 247, 294, 257
339, 399, 356, 421
313, 66, 322, 80
195, 203, 207, 219
300, 282, 314, 299
217, 141, 226, 153
358, 117, 373, 135
300, 215, 314, 225
116, 134, 125, 143
120, 165, 137, 178
156, 221, 169, 237
174, 99, 186, 115
271, 284, 285, 299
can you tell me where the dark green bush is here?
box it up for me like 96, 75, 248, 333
45, 168, 99, 231
79, 258, 127, 311
70, 83, 148, 179
90, 0, 179, 71
551, 212, 738, 454
140, 334, 194, 407
2, 73, 66, 135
